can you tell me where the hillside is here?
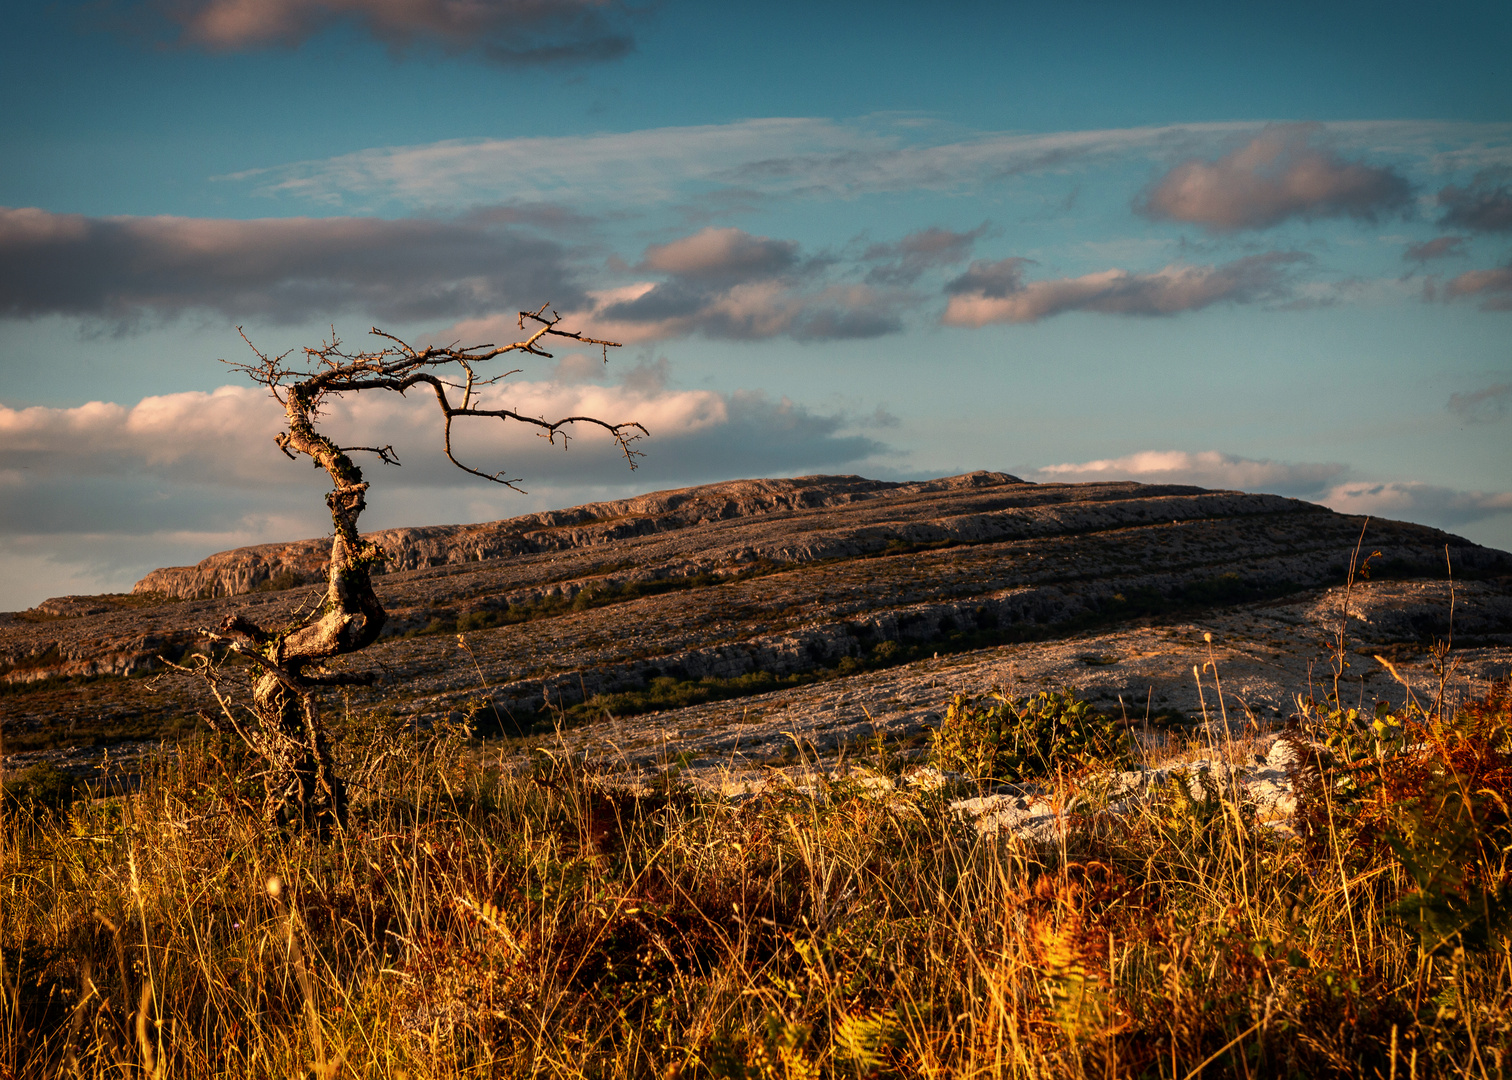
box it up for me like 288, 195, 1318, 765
3, 471, 1510, 772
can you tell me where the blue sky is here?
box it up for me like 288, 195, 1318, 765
1, 0, 1509, 610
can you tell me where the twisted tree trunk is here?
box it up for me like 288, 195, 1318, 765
193, 311, 639, 830
219, 384, 389, 828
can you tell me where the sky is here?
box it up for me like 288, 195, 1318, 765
1, 0, 1510, 610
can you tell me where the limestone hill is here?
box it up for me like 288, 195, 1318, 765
3, 472, 1510, 774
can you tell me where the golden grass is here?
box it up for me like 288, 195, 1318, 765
2, 681, 1510, 1078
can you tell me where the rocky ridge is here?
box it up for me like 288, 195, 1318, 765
132, 473, 1015, 600
3, 472, 1509, 779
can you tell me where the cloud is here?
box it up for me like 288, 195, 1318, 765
0, 525, 320, 613
0, 378, 715, 500
1029, 448, 1512, 537
226, 118, 871, 209
461, 201, 603, 233
1448, 383, 1512, 423
1444, 263, 1512, 311
222, 117, 1512, 220
0, 206, 580, 325
0, 377, 884, 498
1403, 236, 1467, 264
638, 227, 800, 281
942, 253, 1303, 326
118, 0, 640, 65
1030, 450, 1346, 496
0, 372, 885, 606
582, 281, 903, 343
1437, 171, 1512, 232
862, 224, 989, 286
469, 227, 905, 344
942, 257, 1034, 301
1139, 125, 1412, 232
1319, 481, 1512, 528
0, 386, 286, 490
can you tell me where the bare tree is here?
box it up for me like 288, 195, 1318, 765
183, 306, 643, 829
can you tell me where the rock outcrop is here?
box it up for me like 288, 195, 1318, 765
3, 472, 1509, 767
132, 472, 1022, 600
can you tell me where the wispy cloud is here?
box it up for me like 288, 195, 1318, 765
0, 206, 580, 324
224, 118, 873, 208
941, 253, 1303, 326
108, 0, 642, 65
862, 224, 989, 286
1138, 124, 1411, 232
1030, 450, 1345, 495
226, 118, 1512, 213
1403, 236, 1468, 264
1448, 383, 1512, 423
1444, 262, 1512, 310
1437, 170, 1512, 232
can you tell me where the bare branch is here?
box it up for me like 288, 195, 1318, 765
201, 305, 638, 829
340, 444, 402, 467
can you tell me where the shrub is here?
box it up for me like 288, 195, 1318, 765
1294, 677, 1512, 956
929, 688, 1127, 782
1385, 678, 1512, 953
1, 761, 78, 809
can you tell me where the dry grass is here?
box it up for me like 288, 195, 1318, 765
2, 677, 1510, 1078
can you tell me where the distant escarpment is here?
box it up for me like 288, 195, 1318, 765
133, 473, 1017, 600
3, 472, 1509, 747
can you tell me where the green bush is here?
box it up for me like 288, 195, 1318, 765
929, 688, 1127, 781
1384, 680, 1512, 954
2, 761, 78, 809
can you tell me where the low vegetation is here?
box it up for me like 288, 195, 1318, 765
928, 689, 1129, 782
2, 655, 1509, 1077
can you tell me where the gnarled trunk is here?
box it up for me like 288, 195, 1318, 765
250, 672, 347, 828
221, 390, 389, 829
194, 314, 637, 831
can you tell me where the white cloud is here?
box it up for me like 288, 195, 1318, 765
1031, 449, 1346, 495
1319, 481, 1512, 527
0, 386, 287, 485
0, 379, 731, 495
0, 374, 887, 608
1029, 449, 1512, 542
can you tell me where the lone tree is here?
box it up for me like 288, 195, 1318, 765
186, 306, 643, 829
